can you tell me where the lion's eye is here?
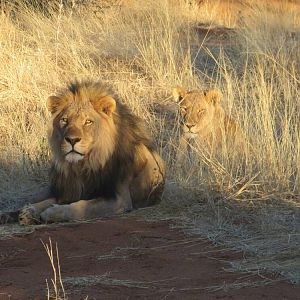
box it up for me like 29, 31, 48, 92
60, 117, 68, 125
85, 119, 93, 125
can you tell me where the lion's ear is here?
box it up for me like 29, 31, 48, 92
93, 96, 116, 117
46, 96, 66, 114
205, 89, 222, 105
172, 86, 187, 103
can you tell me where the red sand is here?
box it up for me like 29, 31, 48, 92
0, 218, 299, 299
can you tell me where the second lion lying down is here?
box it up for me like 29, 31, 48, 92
173, 86, 246, 159
1, 80, 165, 225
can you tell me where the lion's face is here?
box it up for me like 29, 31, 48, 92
47, 92, 117, 166
53, 104, 99, 163
173, 87, 222, 139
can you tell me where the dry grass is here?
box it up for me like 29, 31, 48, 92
41, 238, 66, 300
0, 0, 300, 284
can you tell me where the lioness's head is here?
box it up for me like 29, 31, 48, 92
172, 86, 222, 139
47, 81, 117, 166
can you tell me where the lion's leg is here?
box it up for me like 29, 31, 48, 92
40, 182, 132, 223
40, 196, 131, 223
19, 198, 57, 225
130, 147, 165, 208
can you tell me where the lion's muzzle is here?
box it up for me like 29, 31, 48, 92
65, 136, 81, 146
63, 135, 85, 163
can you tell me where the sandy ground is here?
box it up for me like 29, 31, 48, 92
0, 218, 299, 300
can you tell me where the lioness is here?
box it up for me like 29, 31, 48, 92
173, 86, 244, 159
1, 80, 165, 224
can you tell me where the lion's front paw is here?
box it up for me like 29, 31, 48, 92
19, 205, 41, 225
40, 205, 69, 223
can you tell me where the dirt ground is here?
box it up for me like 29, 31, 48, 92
0, 218, 299, 300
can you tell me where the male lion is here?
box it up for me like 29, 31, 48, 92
173, 86, 245, 160
1, 80, 165, 225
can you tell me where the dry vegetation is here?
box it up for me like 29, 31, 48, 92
42, 238, 66, 300
0, 0, 300, 284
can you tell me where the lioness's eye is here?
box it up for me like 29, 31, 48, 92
85, 119, 93, 125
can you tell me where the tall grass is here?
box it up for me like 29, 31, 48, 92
214, 1, 300, 199
0, 0, 298, 198
0, 0, 299, 202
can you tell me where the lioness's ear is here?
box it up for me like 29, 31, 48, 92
205, 89, 222, 105
93, 96, 116, 117
172, 86, 187, 103
46, 96, 66, 115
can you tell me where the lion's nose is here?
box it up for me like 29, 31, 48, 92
65, 136, 81, 146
